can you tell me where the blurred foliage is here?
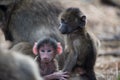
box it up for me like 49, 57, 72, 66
118, 74, 120, 80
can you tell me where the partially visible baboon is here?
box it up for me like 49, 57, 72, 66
0, 0, 65, 61
33, 37, 69, 80
11, 42, 34, 57
0, 48, 43, 80
0, 0, 64, 44
59, 7, 97, 80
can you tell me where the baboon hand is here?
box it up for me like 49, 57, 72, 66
52, 71, 70, 80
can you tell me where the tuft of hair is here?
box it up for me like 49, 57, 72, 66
59, 7, 84, 22
66, 7, 80, 15
0, 48, 43, 80
37, 37, 58, 51
63, 7, 83, 17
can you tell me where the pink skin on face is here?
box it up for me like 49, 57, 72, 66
39, 44, 56, 63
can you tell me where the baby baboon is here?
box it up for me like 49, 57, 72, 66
59, 7, 97, 80
33, 37, 69, 80
0, 48, 43, 80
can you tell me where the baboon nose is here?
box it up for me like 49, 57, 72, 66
59, 28, 67, 34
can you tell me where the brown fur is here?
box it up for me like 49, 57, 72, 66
0, 48, 43, 80
0, 1, 66, 76
0, 0, 64, 44
59, 7, 97, 80
37, 57, 58, 76
0, 0, 65, 60
11, 42, 35, 57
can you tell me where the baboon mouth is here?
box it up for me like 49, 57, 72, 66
60, 31, 71, 34
61, 32, 67, 34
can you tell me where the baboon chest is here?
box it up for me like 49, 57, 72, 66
67, 36, 90, 66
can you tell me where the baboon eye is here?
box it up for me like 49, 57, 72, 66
41, 50, 45, 52
48, 50, 51, 52
61, 18, 65, 23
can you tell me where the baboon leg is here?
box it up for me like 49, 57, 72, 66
79, 71, 96, 80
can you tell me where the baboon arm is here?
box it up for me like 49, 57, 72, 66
43, 71, 69, 80
44, 74, 54, 80
63, 51, 78, 72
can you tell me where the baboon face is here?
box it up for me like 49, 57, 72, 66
59, 8, 86, 34
39, 44, 56, 63
33, 38, 60, 63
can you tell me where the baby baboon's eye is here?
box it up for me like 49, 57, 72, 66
47, 50, 51, 52
41, 50, 45, 52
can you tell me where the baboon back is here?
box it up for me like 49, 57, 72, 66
7, 0, 64, 44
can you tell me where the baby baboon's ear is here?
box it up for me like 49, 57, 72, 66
32, 42, 38, 55
57, 42, 63, 55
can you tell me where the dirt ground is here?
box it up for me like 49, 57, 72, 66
95, 56, 120, 80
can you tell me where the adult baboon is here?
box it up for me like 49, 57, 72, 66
0, 0, 64, 44
0, 0, 65, 60
59, 7, 97, 80
0, 48, 43, 80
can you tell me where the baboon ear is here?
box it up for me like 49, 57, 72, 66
32, 42, 38, 55
81, 15, 86, 22
79, 15, 86, 28
57, 42, 63, 55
